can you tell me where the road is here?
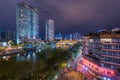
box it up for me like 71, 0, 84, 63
70, 48, 96, 80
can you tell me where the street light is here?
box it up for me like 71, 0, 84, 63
103, 77, 111, 80
107, 78, 111, 80
103, 77, 107, 80
85, 67, 88, 70
54, 75, 58, 79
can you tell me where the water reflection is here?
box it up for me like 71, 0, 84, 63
15, 51, 37, 62
27, 54, 31, 61
33, 53, 37, 62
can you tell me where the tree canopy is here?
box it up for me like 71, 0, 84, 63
0, 42, 82, 80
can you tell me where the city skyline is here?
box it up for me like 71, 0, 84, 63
0, 1, 120, 80
0, 0, 120, 36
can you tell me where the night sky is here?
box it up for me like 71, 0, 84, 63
0, 0, 120, 37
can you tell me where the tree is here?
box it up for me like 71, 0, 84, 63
0, 47, 80, 80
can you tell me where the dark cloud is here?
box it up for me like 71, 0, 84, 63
0, 0, 120, 36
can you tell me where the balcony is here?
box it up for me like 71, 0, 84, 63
82, 54, 100, 65
101, 42, 120, 45
101, 48, 120, 52
101, 54, 120, 59
101, 61, 120, 66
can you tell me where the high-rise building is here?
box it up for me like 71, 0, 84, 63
0, 30, 16, 42
16, 2, 39, 44
0, 30, 7, 42
7, 30, 16, 41
81, 29, 120, 79
45, 19, 54, 41
55, 33, 63, 40
73, 32, 81, 40
64, 34, 73, 40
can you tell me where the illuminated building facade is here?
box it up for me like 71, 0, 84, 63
45, 19, 54, 41
81, 29, 120, 79
16, 2, 39, 44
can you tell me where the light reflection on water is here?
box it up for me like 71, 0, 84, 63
15, 51, 37, 62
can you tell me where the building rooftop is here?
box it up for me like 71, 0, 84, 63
17, 2, 38, 13
85, 29, 120, 38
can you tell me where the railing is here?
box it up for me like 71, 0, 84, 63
101, 54, 120, 59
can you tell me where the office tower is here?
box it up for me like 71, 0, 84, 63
0, 30, 16, 42
0, 30, 7, 42
64, 34, 72, 40
55, 33, 63, 40
73, 32, 81, 40
81, 28, 120, 79
7, 30, 16, 41
16, 2, 39, 44
45, 19, 54, 41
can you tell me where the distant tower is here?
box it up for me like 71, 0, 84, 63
16, 2, 39, 44
73, 32, 81, 40
45, 19, 54, 41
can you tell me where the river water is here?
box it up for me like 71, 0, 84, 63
15, 51, 37, 62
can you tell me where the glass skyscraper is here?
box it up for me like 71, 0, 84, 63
16, 2, 39, 44
45, 19, 54, 41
